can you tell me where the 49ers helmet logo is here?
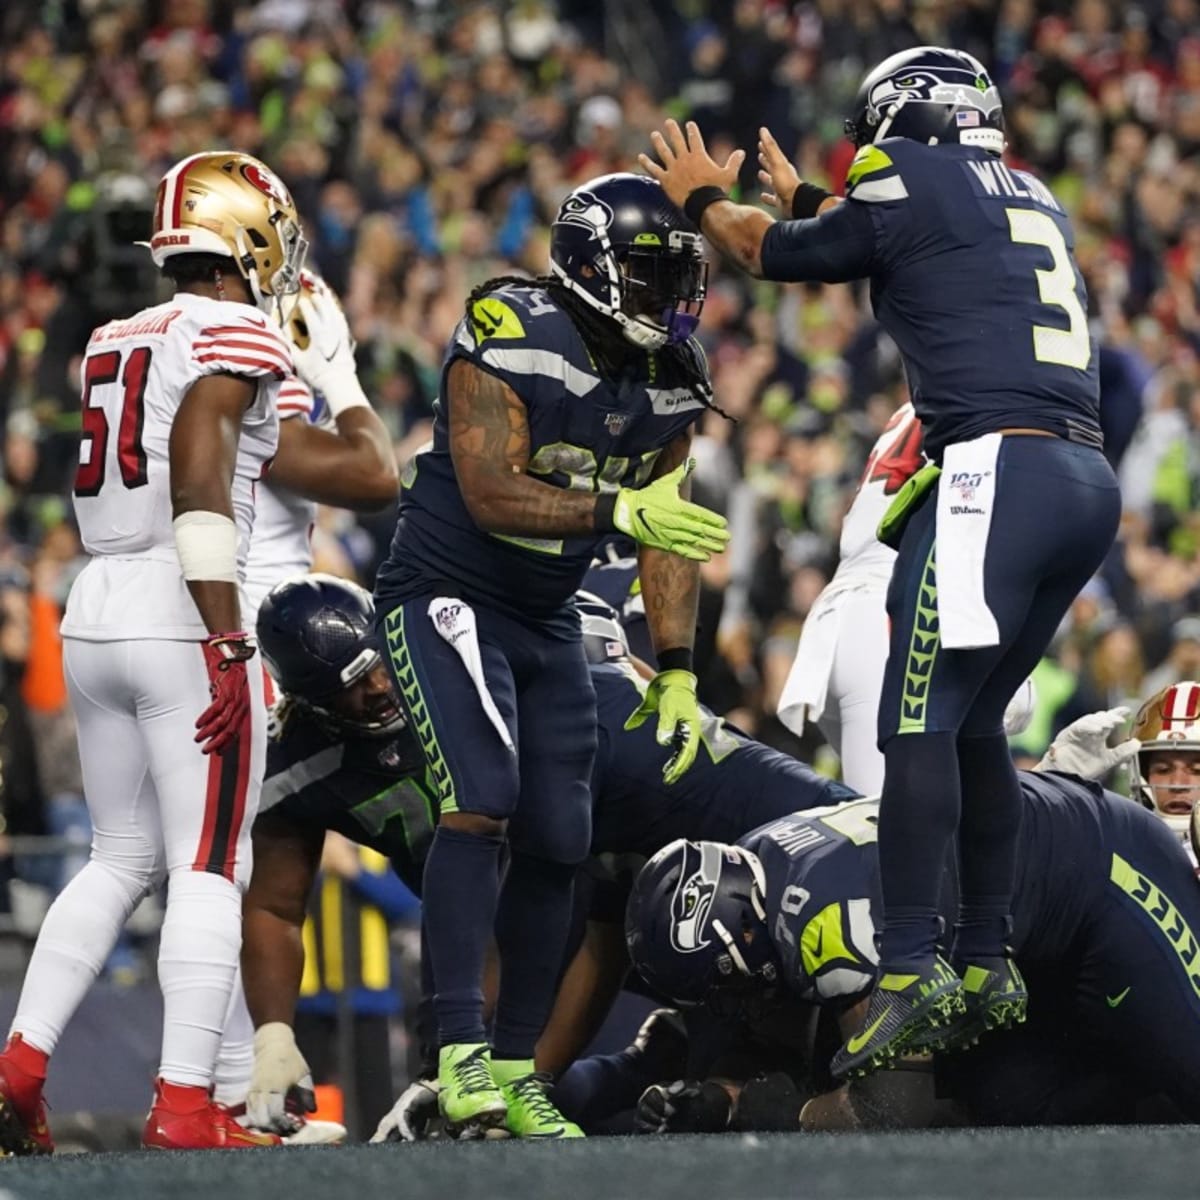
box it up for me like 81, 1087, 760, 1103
239, 161, 292, 207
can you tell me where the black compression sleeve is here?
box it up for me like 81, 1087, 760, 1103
760, 199, 879, 283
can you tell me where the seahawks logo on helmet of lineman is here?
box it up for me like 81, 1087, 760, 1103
550, 172, 707, 352
626, 838, 776, 1007
669, 841, 724, 953
846, 46, 1005, 157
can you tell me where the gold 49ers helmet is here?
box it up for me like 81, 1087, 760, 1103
1132, 681, 1200, 838
144, 151, 307, 316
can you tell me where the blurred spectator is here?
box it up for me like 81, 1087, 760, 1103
0, 0, 1195, 786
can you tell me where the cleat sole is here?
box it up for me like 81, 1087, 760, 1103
444, 1103, 508, 1139
0, 1096, 50, 1158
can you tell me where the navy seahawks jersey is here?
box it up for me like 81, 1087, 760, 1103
760, 140, 1101, 460
588, 661, 854, 858
259, 707, 436, 894
736, 772, 1146, 1007
376, 284, 709, 623
739, 797, 889, 1007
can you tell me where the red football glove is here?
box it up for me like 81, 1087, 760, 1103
195, 632, 256, 755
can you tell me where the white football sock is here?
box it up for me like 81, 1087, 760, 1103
212, 971, 255, 1107
157, 869, 242, 1089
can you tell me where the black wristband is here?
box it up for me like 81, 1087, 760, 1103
594, 492, 618, 533
657, 647, 694, 674
684, 185, 730, 228
792, 182, 833, 220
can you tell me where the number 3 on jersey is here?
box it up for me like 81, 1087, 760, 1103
75, 347, 152, 497
1006, 208, 1091, 371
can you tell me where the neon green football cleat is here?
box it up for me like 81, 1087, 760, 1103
942, 956, 1029, 1050
491, 1059, 584, 1139
831, 956, 966, 1080
437, 1044, 507, 1134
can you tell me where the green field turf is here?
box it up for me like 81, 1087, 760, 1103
0, 1128, 1196, 1200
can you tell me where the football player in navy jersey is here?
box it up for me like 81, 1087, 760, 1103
373, 173, 731, 1138
625, 775, 1200, 1131
641, 47, 1121, 1073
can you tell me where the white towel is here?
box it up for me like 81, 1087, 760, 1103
777, 591, 841, 735
935, 433, 1002, 649
427, 597, 516, 754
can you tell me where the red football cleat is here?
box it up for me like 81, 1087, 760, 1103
142, 1079, 281, 1150
0, 1034, 53, 1156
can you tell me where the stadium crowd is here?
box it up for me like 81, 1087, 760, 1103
0, 0, 1197, 934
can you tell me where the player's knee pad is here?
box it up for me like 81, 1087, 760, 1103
513, 811, 591, 866
512, 780, 592, 865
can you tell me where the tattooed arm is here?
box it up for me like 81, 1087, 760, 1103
637, 431, 702, 658
447, 358, 603, 536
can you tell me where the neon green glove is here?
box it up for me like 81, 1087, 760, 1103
625, 669, 703, 784
612, 458, 730, 561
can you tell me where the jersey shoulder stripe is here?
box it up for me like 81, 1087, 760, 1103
452, 286, 602, 398
277, 376, 316, 418
190, 318, 292, 378
192, 348, 290, 379
845, 144, 910, 204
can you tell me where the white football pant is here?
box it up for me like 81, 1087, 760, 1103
780, 585, 890, 794
10, 638, 264, 1089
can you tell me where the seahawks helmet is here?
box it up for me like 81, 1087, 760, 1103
550, 172, 707, 351
257, 573, 405, 737
576, 590, 630, 665
626, 839, 778, 1008
845, 46, 1004, 157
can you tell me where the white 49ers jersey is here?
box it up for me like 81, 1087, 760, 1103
61, 293, 288, 641
829, 401, 923, 591
242, 376, 322, 625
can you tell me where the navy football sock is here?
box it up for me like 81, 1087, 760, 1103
421, 825, 503, 1047
877, 731, 960, 968
952, 732, 1022, 961
492, 853, 576, 1062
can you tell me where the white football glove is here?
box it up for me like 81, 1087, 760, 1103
1036, 707, 1141, 780
285, 272, 370, 416
246, 1022, 316, 1133
369, 1078, 441, 1143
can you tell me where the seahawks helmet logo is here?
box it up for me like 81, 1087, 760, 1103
557, 190, 614, 233
869, 66, 999, 116
669, 842, 724, 953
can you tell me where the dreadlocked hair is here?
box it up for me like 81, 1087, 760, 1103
463, 273, 736, 423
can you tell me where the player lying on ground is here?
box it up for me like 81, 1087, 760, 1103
619, 771, 1200, 1132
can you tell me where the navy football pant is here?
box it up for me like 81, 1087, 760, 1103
947, 805, 1200, 1123
876, 436, 1120, 966
380, 596, 595, 1054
